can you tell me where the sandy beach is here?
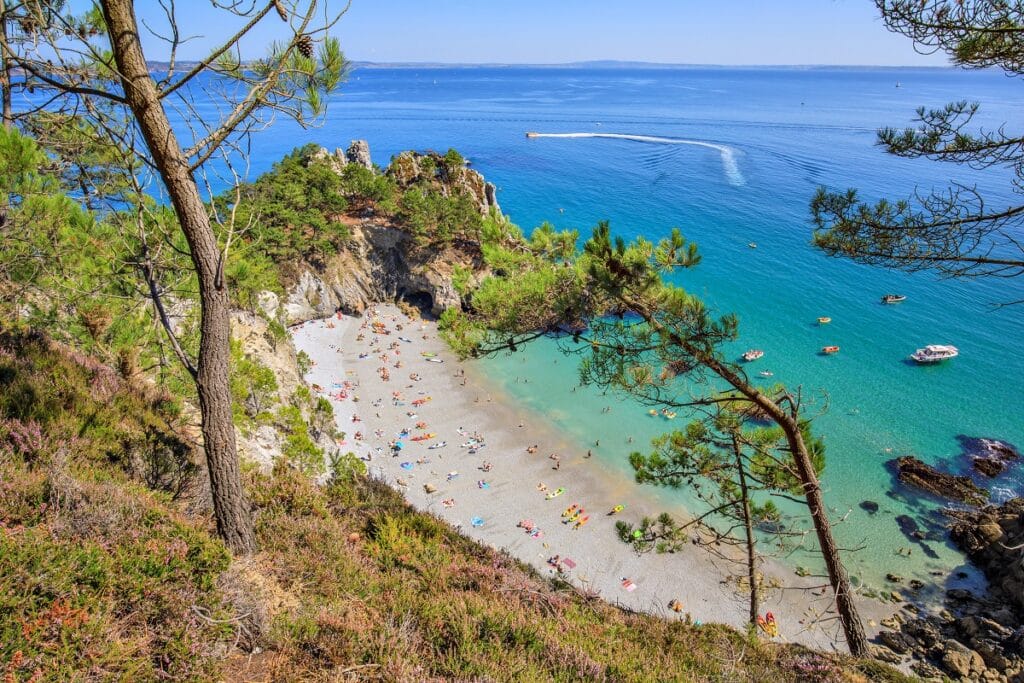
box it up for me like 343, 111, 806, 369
291, 304, 894, 652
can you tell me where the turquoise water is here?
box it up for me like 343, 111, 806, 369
191, 66, 1024, 591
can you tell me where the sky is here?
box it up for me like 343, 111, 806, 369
134, 0, 951, 67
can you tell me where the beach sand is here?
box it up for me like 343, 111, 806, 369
291, 304, 893, 652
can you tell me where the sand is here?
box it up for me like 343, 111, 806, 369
291, 304, 894, 652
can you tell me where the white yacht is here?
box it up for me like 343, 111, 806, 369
911, 344, 959, 364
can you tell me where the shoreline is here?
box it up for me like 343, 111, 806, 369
291, 303, 894, 652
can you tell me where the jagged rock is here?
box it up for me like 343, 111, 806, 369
345, 139, 373, 170
960, 436, 1020, 478
257, 290, 280, 320
892, 456, 988, 505
872, 643, 905, 662
860, 500, 880, 514
948, 498, 1024, 616
911, 661, 945, 680
886, 573, 903, 583
423, 483, 437, 494
942, 640, 986, 679
877, 630, 915, 654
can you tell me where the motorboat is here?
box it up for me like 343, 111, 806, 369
881, 294, 906, 304
821, 346, 840, 355
817, 317, 831, 324
759, 371, 774, 377
525, 132, 539, 138
911, 344, 958, 364
742, 349, 764, 362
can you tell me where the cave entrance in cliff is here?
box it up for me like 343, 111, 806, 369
398, 289, 435, 319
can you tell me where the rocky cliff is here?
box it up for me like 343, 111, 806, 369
268, 141, 494, 324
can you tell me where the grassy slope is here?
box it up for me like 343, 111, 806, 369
0, 331, 910, 682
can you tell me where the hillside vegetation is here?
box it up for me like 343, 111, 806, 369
0, 128, 908, 681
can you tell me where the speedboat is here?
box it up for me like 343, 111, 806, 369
821, 345, 840, 355
881, 294, 907, 304
817, 317, 831, 324
742, 349, 764, 362
911, 344, 958, 364
525, 132, 539, 138
759, 370, 774, 377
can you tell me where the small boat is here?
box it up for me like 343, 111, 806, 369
759, 371, 774, 378
742, 349, 764, 362
821, 346, 840, 355
911, 344, 959, 364
525, 131, 540, 138
608, 504, 624, 515
546, 487, 566, 499
425, 357, 444, 363
420, 352, 437, 357
881, 294, 906, 304
817, 317, 831, 324
747, 242, 757, 249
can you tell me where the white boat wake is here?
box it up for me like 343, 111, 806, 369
527, 132, 745, 186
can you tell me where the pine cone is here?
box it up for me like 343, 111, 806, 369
295, 34, 313, 59
273, 0, 288, 22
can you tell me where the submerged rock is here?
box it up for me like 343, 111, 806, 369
891, 456, 988, 506
860, 500, 880, 514
959, 435, 1021, 478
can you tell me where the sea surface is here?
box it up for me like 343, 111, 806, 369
192, 66, 1024, 595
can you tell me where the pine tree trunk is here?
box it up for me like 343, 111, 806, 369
732, 435, 760, 627
704, 355, 869, 655
1, 0, 13, 129
101, 0, 256, 555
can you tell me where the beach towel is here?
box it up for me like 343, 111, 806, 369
562, 558, 577, 570
621, 578, 637, 592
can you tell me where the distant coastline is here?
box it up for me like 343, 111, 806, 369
145, 59, 964, 72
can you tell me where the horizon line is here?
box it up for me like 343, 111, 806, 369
146, 57, 960, 71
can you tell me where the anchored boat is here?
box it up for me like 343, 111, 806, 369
881, 294, 907, 304
742, 349, 764, 362
821, 346, 840, 355
910, 344, 959, 364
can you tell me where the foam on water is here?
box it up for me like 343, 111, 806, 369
529, 132, 746, 186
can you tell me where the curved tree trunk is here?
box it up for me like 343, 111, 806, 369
698, 352, 869, 656
624, 300, 869, 655
101, 0, 256, 555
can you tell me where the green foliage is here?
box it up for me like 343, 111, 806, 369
228, 145, 351, 268
296, 349, 313, 376
452, 263, 473, 295
339, 162, 398, 211
277, 404, 325, 477
230, 340, 279, 429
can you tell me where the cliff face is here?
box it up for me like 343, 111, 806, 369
269, 141, 493, 324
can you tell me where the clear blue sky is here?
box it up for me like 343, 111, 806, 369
135, 0, 950, 66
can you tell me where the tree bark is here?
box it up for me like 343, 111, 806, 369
699, 353, 869, 655
621, 297, 869, 655
101, 0, 256, 554
732, 434, 760, 627
1, 0, 13, 129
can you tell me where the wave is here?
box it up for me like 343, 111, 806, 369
528, 132, 745, 186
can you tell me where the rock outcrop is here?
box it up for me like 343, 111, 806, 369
345, 139, 373, 170
892, 456, 989, 506
277, 141, 497, 324
959, 436, 1021, 478
949, 498, 1024, 615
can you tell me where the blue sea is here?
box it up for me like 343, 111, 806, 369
207, 66, 1024, 593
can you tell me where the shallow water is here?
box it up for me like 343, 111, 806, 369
195, 65, 1024, 593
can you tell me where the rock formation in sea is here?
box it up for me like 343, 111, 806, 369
891, 455, 989, 506
959, 436, 1021, 478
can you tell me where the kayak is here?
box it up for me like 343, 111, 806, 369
609, 505, 624, 515
425, 358, 444, 363
546, 487, 566, 499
